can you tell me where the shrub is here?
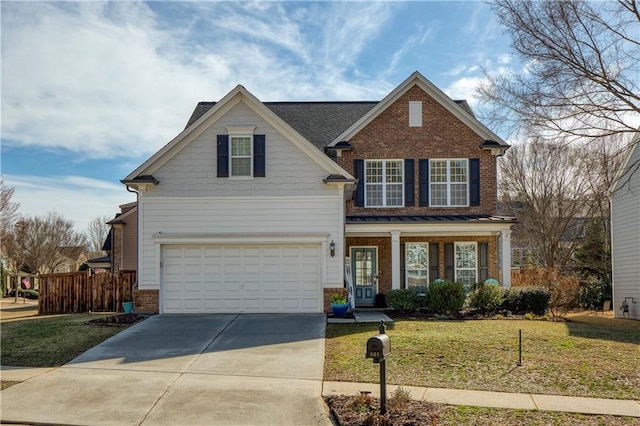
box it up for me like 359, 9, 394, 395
579, 276, 612, 309
467, 283, 503, 314
385, 289, 422, 312
511, 268, 579, 318
502, 287, 550, 315
330, 293, 347, 305
17, 289, 38, 300
427, 280, 465, 315
387, 387, 412, 412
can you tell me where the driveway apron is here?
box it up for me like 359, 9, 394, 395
0, 313, 331, 426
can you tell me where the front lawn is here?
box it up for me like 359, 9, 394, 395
325, 314, 640, 400
1, 314, 130, 367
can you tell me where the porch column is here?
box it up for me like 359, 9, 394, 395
391, 231, 401, 290
501, 229, 512, 288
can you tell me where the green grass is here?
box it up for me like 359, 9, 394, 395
439, 406, 640, 425
1, 314, 129, 367
325, 314, 640, 400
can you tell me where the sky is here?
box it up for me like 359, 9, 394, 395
1, 1, 516, 234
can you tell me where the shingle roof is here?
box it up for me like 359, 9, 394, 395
185, 100, 474, 151
346, 215, 517, 224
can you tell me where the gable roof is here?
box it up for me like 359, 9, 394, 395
125, 86, 355, 181
328, 71, 508, 147
186, 100, 476, 151
612, 131, 640, 193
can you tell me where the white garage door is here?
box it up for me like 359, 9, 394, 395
162, 244, 322, 313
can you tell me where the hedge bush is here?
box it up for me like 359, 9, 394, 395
427, 280, 465, 315
468, 283, 503, 314
579, 276, 612, 309
13, 289, 39, 300
385, 289, 422, 312
502, 287, 550, 315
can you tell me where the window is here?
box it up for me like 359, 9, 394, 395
365, 160, 403, 207
430, 159, 468, 207
230, 136, 252, 177
406, 243, 428, 291
455, 242, 477, 290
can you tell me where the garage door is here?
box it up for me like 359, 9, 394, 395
162, 244, 322, 313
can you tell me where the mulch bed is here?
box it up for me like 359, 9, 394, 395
86, 313, 150, 326
325, 394, 441, 426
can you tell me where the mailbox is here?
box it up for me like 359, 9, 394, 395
366, 334, 391, 363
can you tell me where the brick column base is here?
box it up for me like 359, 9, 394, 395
323, 288, 347, 313
134, 289, 159, 314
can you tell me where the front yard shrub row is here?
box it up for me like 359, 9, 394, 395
386, 281, 466, 315
385, 282, 551, 316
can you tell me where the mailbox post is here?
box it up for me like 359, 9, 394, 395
366, 320, 391, 414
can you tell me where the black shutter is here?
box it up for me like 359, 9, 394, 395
404, 159, 415, 206
429, 242, 440, 283
479, 242, 489, 282
444, 243, 454, 281
419, 159, 429, 206
217, 135, 229, 178
470, 158, 480, 206
354, 159, 364, 207
253, 135, 266, 177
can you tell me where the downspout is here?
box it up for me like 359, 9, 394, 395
124, 184, 139, 310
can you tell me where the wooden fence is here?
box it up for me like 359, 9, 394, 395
38, 270, 136, 314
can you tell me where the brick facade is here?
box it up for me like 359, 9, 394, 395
134, 289, 159, 314
347, 235, 499, 295
323, 287, 348, 313
337, 86, 497, 216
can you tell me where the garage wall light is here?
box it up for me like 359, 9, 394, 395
330, 240, 336, 257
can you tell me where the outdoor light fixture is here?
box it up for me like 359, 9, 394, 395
330, 240, 336, 257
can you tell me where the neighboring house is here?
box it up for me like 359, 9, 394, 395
611, 135, 640, 319
89, 202, 138, 273
53, 246, 88, 273
122, 71, 515, 314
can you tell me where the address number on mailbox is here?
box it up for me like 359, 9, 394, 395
366, 334, 390, 362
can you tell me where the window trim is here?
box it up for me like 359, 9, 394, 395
364, 159, 404, 208
405, 242, 429, 291
454, 241, 477, 289
429, 158, 470, 207
227, 126, 256, 180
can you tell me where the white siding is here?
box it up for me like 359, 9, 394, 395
137, 196, 344, 291
146, 102, 335, 198
611, 143, 640, 319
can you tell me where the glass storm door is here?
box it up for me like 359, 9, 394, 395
351, 247, 377, 306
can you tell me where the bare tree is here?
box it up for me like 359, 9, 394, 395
18, 213, 87, 274
500, 140, 612, 271
480, 0, 640, 141
85, 216, 111, 254
0, 181, 20, 248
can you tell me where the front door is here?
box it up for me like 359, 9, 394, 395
351, 247, 377, 306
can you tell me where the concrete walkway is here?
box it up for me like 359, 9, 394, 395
322, 381, 640, 418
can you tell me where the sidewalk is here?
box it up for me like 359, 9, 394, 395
4, 367, 638, 418
323, 381, 640, 418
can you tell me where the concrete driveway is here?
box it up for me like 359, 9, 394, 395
0, 313, 331, 425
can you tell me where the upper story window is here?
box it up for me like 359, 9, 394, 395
365, 160, 403, 207
230, 136, 253, 177
430, 159, 469, 207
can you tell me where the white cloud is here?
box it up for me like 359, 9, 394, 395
3, 174, 136, 234
1, 1, 399, 162
443, 76, 489, 107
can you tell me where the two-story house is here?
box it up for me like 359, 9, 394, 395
122, 72, 514, 314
